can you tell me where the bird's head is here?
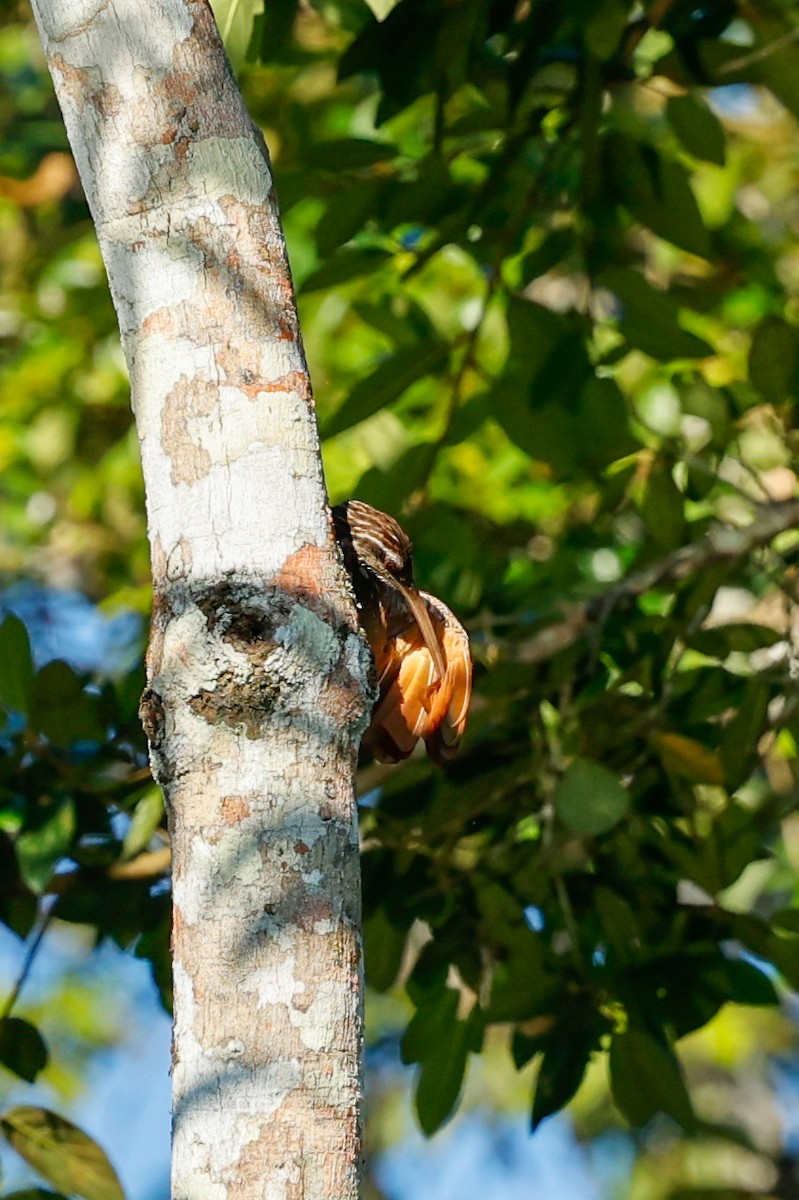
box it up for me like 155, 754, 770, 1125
342, 500, 414, 588
332, 499, 446, 680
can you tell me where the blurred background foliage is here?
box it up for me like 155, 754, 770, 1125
4, 0, 799, 1197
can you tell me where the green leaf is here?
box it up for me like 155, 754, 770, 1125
531, 1032, 592, 1129
209, 0, 263, 65
121, 788, 164, 863
609, 1029, 695, 1130
638, 462, 685, 551
414, 1010, 481, 1136
772, 909, 799, 934
518, 230, 573, 287
593, 887, 640, 961
720, 682, 771, 791
485, 952, 556, 1023
712, 802, 767, 891
0, 1018, 48, 1083
252, 0, 299, 62
363, 909, 407, 992
383, 156, 463, 227
701, 16, 799, 122
309, 138, 397, 170
577, 378, 635, 471
554, 759, 630, 836
511, 1024, 551, 1070
0, 615, 34, 715
654, 733, 724, 786
299, 247, 392, 294
667, 1190, 753, 1200
339, 0, 467, 124
135, 905, 173, 1015
352, 442, 439, 514
505, 296, 562, 380
16, 799, 76, 894
29, 662, 103, 747
0, 1107, 125, 1200
689, 625, 782, 657
749, 316, 799, 403
401, 987, 459, 1065
2, 1190, 71, 1200
731, 915, 799, 991
600, 268, 712, 361
584, 0, 628, 61
338, 3, 427, 105
604, 134, 711, 259
324, 339, 448, 436
316, 180, 384, 256
667, 95, 725, 165
723, 959, 778, 1008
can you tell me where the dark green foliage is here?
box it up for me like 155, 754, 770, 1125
0, 1019, 48, 1084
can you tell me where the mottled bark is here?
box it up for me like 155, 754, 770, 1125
29, 3, 371, 1198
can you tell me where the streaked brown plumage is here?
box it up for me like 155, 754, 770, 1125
333, 499, 472, 764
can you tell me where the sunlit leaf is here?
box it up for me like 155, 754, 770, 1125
654, 733, 724, 785
0, 1107, 125, 1200
120, 788, 164, 862
209, 0, 263, 64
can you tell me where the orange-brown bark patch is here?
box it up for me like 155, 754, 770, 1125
275, 543, 353, 628
161, 374, 216, 485
220, 794, 250, 824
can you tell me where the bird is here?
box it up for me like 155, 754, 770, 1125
332, 499, 472, 765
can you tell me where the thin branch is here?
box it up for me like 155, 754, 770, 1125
511, 499, 799, 664
719, 27, 799, 75
1, 899, 59, 1022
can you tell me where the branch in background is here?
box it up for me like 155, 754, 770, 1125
1, 900, 59, 1021
513, 500, 799, 665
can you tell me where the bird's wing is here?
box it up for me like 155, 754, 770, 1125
363, 629, 436, 763
419, 593, 472, 765
362, 593, 471, 764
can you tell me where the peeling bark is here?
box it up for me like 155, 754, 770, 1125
30, 3, 371, 1198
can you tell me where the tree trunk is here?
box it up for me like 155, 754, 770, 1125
29, 3, 372, 1198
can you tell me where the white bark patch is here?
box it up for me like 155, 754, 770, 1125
276, 602, 339, 666
106, 239, 206, 338
289, 978, 355, 1051
241, 934, 299, 1010
173, 827, 263, 927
